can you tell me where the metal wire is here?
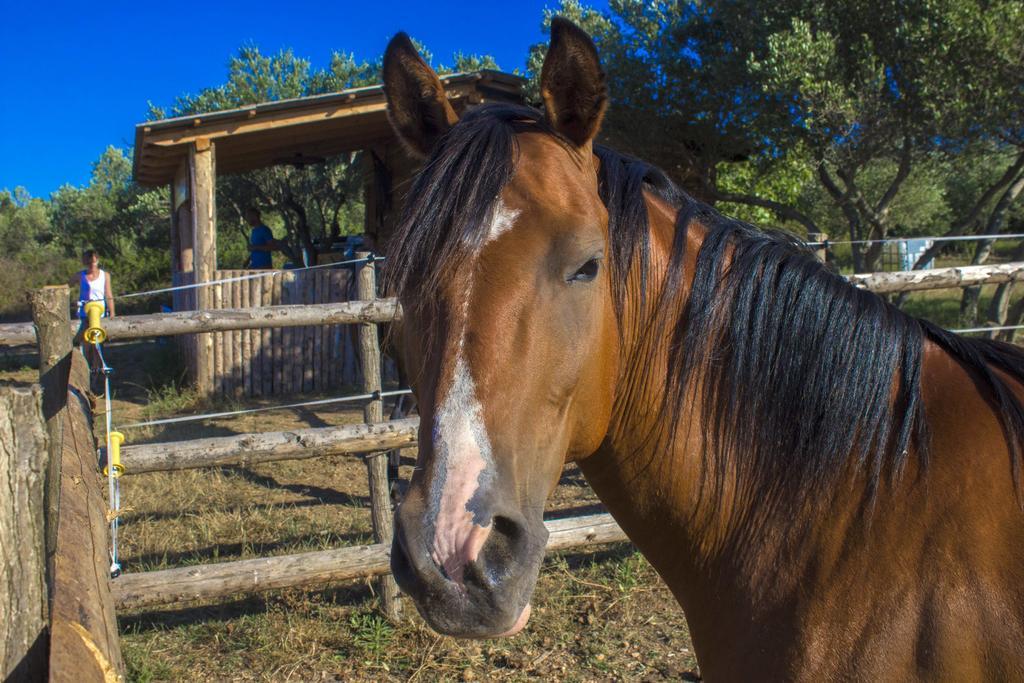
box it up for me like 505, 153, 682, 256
807, 233, 1024, 248
950, 324, 1024, 335
118, 388, 413, 430
94, 343, 121, 577
115, 254, 383, 300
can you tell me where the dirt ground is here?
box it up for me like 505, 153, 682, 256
1, 340, 700, 682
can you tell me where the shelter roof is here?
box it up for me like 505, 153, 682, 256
132, 70, 526, 186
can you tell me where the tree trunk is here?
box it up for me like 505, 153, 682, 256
0, 385, 49, 682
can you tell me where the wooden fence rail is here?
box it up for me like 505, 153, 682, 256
0, 299, 400, 347
111, 513, 628, 610
120, 418, 419, 474
847, 262, 1024, 294
5, 261, 1024, 348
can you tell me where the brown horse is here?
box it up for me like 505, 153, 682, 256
380, 19, 1024, 680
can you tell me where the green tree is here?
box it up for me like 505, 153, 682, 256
746, 2, 1024, 271
0, 188, 77, 318
532, 1, 1024, 276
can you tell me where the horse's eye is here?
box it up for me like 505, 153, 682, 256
568, 258, 600, 283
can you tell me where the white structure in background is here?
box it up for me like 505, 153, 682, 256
899, 238, 934, 271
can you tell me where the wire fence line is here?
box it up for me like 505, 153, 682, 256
113, 254, 383, 301
949, 324, 1024, 335
117, 388, 413, 430
806, 232, 1024, 248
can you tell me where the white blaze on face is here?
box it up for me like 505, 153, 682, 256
487, 199, 520, 243
429, 355, 494, 584
427, 199, 518, 585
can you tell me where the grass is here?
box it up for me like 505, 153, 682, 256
118, 546, 699, 682
899, 285, 1022, 333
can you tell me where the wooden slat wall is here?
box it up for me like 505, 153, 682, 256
179, 269, 362, 396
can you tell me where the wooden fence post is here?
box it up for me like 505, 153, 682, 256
48, 352, 125, 681
807, 232, 829, 263
0, 385, 49, 681
29, 285, 72, 592
355, 251, 402, 621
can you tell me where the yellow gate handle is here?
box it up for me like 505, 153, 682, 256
83, 301, 107, 344
104, 431, 125, 477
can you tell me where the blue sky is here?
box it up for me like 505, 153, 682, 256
0, 0, 606, 198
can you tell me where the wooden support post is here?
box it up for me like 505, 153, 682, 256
356, 251, 401, 621
190, 138, 216, 395
0, 385, 49, 681
48, 352, 125, 681
29, 285, 72, 592
807, 232, 829, 263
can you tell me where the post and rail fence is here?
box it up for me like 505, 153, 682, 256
7, 255, 1024, 663
2, 305, 126, 682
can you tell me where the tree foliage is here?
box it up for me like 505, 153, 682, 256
534, 0, 1024, 276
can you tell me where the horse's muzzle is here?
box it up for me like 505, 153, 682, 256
390, 503, 548, 638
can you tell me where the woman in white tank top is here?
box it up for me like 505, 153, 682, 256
76, 249, 115, 319
74, 249, 115, 381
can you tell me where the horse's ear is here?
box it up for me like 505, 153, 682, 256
382, 33, 459, 159
540, 18, 608, 149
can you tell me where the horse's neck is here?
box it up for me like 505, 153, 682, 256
580, 194, 839, 658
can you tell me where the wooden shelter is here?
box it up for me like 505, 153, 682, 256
132, 71, 525, 395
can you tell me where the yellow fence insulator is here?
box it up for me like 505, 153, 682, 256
104, 431, 125, 478
83, 301, 107, 344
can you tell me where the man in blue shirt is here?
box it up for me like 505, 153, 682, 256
244, 208, 279, 269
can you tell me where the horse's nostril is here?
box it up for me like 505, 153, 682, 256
460, 514, 529, 590
492, 515, 523, 543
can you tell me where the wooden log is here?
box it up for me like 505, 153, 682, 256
330, 270, 344, 389
321, 270, 329, 393
241, 275, 252, 397
213, 281, 224, 395
111, 513, 628, 610
299, 270, 311, 389
191, 140, 216, 396
355, 253, 401, 620
271, 273, 283, 395
0, 385, 49, 682
313, 271, 323, 392
292, 276, 304, 395
282, 272, 295, 395
0, 298, 402, 347
29, 285, 72, 592
261, 275, 273, 396
848, 261, 1024, 293
121, 417, 419, 474
228, 275, 241, 397
250, 276, 263, 398
223, 275, 235, 397
49, 352, 125, 681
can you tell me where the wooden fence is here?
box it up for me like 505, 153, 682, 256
13, 261, 627, 630
10, 258, 1024, 642
174, 267, 362, 396
3, 261, 1024, 348
1, 329, 125, 680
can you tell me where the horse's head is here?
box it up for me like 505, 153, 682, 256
382, 19, 618, 637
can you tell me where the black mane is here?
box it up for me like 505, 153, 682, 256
386, 103, 1024, 530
